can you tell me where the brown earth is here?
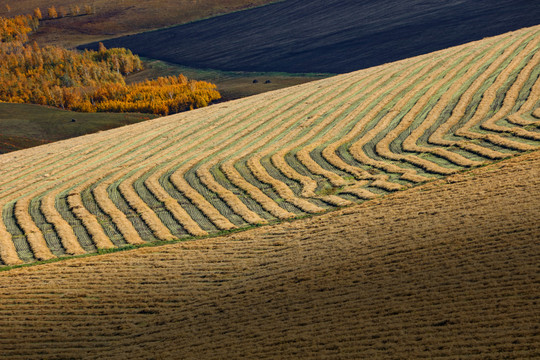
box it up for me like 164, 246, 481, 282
0, 149, 538, 359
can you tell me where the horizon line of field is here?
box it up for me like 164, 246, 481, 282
0, 26, 539, 265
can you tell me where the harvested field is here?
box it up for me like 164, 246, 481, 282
1, 26, 540, 265
87, 0, 540, 73
0, 148, 538, 358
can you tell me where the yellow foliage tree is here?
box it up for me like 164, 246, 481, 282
47, 6, 57, 19
33, 8, 42, 20
70, 5, 80, 16
84, 4, 94, 15
57, 6, 67, 18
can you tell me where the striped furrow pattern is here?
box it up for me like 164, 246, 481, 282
0, 25, 539, 265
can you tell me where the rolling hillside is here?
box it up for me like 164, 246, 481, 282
0, 147, 538, 358
0, 25, 539, 266
0, 0, 280, 48
86, 0, 540, 73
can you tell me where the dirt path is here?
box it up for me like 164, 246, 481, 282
0, 150, 538, 359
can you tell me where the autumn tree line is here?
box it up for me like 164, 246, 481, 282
0, 13, 221, 115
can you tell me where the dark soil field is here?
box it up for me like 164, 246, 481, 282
86, 0, 540, 74
0, 103, 155, 154
0, 150, 538, 358
0, 0, 280, 48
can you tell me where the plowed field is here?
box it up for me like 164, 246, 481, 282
1, 25, 540, 266
0, 148, 538, 359
89, 0, 540, 73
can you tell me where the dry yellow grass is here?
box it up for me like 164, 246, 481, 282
0, 26, 539, 265
0, 149, 538, 359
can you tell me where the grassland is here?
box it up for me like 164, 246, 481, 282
0, 148, 538, 358
89, 0, 540, 73
0, 103, 155, 154
126, 58, 328, 101
0, 26, 539, 266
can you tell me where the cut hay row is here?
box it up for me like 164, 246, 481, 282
481, 44, 540, 139
67, 181, 116, 250
1, 25, 539, 264
230, 74, 372, 207
345, 56, 448, 183
429, 29, 538, 156
176, 69, 363, 218
400, 36, 509, 167
13, 198, 54, 261
247, 155, 325, 214
161, 91, 312, 229
117, 170, 176, 241
220, 160, 296, 220
506, 68, 540, 125
373, 45, 485, 175
454, 36, 539, 151
93, 176, 146, 246
41, 193, 86, 255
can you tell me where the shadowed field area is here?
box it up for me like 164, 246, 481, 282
0, 103, 155, 154
86, 0, 540, 73
0, 149, 538, 358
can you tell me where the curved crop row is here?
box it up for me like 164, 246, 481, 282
1, 26, 539, 264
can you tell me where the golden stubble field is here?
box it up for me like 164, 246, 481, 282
0, 149, 538, 359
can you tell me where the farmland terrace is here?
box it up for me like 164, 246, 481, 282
82, 0, 540, 73
0, 25, 539, 266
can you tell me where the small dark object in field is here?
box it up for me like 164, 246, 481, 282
252, 79, 259, 83
432, 320, 449, 327
265, 80, 271, 84
71, 119, 76, 122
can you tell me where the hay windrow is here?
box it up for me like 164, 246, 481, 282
13, 198, 55, 261
41, 194, 86, 255
1, 26, 540, 263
